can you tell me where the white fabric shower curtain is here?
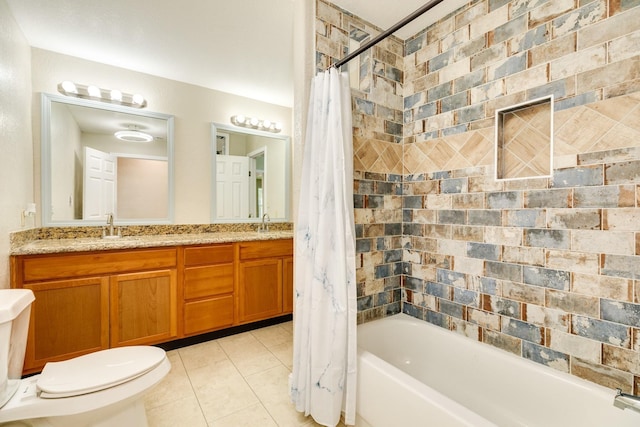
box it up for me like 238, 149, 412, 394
289, 68, 357, 426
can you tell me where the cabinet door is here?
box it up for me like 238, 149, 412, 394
283, 256, 294, 314
110, 269, 177, 347
23, 277, 109, 373
184, 295, 234, 335
238, 258, 283, 323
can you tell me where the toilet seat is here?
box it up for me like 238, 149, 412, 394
37, 346, 166, 399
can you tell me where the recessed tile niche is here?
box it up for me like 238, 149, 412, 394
495, 96, 553, 181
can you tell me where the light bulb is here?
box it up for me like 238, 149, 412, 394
132, 94, 145, 105
61, 81, 77, 94
235, 115, 246, 124
262, 120, 272, 129
250, 117, 259, 126
87, 85, 101, 97
110, 89, 122, 102
274, 122, 283, 131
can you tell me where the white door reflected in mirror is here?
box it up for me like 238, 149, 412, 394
211, 123, 290, 223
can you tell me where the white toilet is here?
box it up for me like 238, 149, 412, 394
0, 289, 171, 427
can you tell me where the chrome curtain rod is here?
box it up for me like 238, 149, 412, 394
329, 0, 445, 70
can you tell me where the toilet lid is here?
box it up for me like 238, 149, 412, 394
37, 346, 166, 399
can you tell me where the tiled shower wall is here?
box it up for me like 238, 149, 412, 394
317, 0, 640, 392
315, 0, 406, 322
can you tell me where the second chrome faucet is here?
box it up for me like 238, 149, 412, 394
258, 213, 270, 233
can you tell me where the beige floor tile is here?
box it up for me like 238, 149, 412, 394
229, 348, 283, 377
210, 403, 278, 427
178, 339, 228, 371
144, 351, 194, 409
280, 321, 294, 334
219, 331, 284, 376
197, 380, 260, 422
251, 323, 294, 348
245, 364, 291, 405
146, 395, 207, 427
218, 330, 261, 354
270, 340, 294, 369
145, 319, 310, 427
263, 400, 313, 427
188, 358, 244, 388
189, 358, 260, 421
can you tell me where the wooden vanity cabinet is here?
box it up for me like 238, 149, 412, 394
11, 248, 178, 373
237, 239, 293, 323
10, 238, 293, 374
181, 244, 235, 336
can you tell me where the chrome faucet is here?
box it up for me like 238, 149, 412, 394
258, 213, 270, 233
614, 388, 640, 413
103, 213, 120, 238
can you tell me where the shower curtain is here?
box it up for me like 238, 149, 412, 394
289, 68, 357, 426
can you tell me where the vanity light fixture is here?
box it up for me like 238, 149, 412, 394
58, 81, 147, 108
230, 115, 282, 133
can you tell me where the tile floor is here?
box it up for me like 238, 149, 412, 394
144, 321, 347, 427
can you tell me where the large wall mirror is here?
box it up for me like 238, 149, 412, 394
211, 123, 290, 223
41, 93, 174, 226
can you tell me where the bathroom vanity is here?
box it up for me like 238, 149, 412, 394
10, 234, 293, 374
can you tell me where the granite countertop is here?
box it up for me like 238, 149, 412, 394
12, 230, 294, 256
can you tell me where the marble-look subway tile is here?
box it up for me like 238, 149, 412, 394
524, 229, 570, 249
572, 230, 635, 255
572, 315, 631, 348
523, 266, 570, 290
545, 249, 600, 275
522, 304, 570, 330
522, 341, 570, 372
501, 317, 544, 344
546, 208, 601, 230
546, 289, 600, 317
572, 273, 633, 301
546, 329, 601, 363
483, 329, 522, 355
502, 245, 545, 266
571, 357, 634, 392
483, 294, 522, 319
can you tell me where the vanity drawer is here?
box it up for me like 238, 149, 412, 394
183, 264, 234, 299
17, 248, 177, 283
184, 244, 234, 266
183, 295, 234, 335
238, 239, 293, 260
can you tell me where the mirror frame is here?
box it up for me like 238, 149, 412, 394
210, 122, 291, 224
40, 92, 175, 226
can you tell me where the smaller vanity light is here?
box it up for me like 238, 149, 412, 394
230, 115, 282, 133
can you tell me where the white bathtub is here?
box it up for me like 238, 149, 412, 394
356, 313, 640, 427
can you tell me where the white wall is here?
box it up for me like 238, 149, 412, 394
30, 48, 293, 225
0, 0, 35, 289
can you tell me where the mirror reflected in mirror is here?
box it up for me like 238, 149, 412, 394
211, 123, 290, 223
41, 93, 175, 226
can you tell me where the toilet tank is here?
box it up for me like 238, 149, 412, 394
0, 289, 34, 409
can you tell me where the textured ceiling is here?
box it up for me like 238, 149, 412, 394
7, 0, 466, 108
